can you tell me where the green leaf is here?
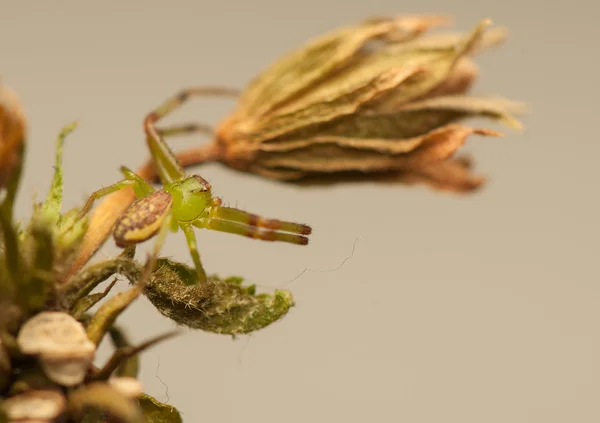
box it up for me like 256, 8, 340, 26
59, 254, 139, 310
144, 258, 294, 335
86, 282, 144, 345
70, 277, 118, 319
41, 122, 78, 221
138, 394, 182, 423
17, 213, 56, 312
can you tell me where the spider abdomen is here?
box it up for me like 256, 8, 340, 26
113, 190, 173, 247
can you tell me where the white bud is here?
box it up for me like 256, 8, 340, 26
17, 312, 96, 386
2, 390, 65, 422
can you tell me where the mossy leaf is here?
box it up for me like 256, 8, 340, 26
138, 393, 182, 423
144, 258, 294, 335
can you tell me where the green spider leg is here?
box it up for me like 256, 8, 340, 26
191, 197, 311, 245
180, 223, 208, 283
143, 86, 240, 185
77, 166, 154, 220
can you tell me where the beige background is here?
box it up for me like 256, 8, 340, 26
2, 1, 598, 422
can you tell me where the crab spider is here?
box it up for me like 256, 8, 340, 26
78, 90, 311, 285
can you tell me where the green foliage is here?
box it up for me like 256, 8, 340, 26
144, 258, 295, 335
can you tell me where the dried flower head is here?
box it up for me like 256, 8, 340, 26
142, 15, 524, 193
16, 312, 96, 387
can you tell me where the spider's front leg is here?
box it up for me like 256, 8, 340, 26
77, 179, 136, 220
77, 167, 155, 220
194, 198, 312, 245
143, 86, 240, 186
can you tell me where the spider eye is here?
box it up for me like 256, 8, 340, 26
191, 175, 211, 191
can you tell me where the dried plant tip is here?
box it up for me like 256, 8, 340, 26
108, 377, 144, 399
0, 82, 27, 192
16, 312, 95, 386
145, 15, 524, 194
95, 330, 180, 380
107, 325, 139, 378
2, 390, 66, 422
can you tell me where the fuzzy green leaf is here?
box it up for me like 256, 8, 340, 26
143, 258, 294, 335
41, 122, 78, 221
86, 282, 144, 345
138, 394, 182, 423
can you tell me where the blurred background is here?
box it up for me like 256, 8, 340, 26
1, 1, 598, 422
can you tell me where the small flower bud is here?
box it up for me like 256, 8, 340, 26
16, 312, 95, 387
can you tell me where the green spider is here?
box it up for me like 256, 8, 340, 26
78, 91, 312, 285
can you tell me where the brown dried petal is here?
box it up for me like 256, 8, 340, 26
259, 94, 520, 152
366, 19, 491, 111
392, 155, 487, 193
415, 58, 479, 99
0, 82, 27, 191
392, 94, 525, 128
238, 15, 449, 118
254, 18, 490, 130
234, 67, 424, 143
255, 124, 501, 173
401, 26, 508, 56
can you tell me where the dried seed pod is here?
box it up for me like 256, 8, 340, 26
2, 389, 66, 423
16, 312, 95, 387
143, 15, 524, 194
